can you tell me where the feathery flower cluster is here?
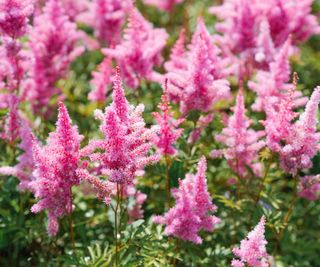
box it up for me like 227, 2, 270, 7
210, 0, 320, 73
0, 119, 35, 190
143, 0, 184, 12
153, 81, 184, 156
60, 0, 88, 22
153, 157, 220, 244
264, 86, 320, 175
79, 68, 160, 186
166, 18, 230, 114
103, 8, 168, 89
0, 0, 34, 93
82, 0, 129, 46
29, 102, 83, 236
25, 0, 84, 115
299, 175, 320, 201
88, 57, 113, 103
211, 89, 265, 178
248, 39, 307, 112
0, 0, 34, 38
0, 94, 20, 143
231, 216, 270, 267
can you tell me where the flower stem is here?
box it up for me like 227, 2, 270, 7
254, 153, 274, 206
278, 175, 298, 240
165, 156, 171, 209
114, 183, 120, 266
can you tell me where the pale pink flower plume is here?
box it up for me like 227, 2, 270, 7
153, 157, 220, 244
88, 57, 113, 103
279, 87, 320, 174
60, 0, 89, 22
211, 89, 265, 178
231, 216, 270, 267
24, 0, 84, 115
299, 175, 320, 201
143, 0, 184, 12
249, 39, 307, 112
153, 80, 184, 156
0, 119, 36, 190
29, 102, 83, 236
166, 18, 230, 114
79, 67, 160, 185
103, 8, 168, 89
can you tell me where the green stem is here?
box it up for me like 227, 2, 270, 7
114, 183, 120, 266
165, 156, 171, 209
254, 153, 274, 206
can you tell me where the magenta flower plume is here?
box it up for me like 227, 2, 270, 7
83, 0, 129, 46
0, 119, 36, 190
153, 157, 220, 244
88, 57, 113, 103
79, 67, 160, 186
0, 94, 20, 143
25, 0, 84, 115
0, 0, 34, 38
231, 216, 270, 267
29, 102, 83, 236
211, 89, 265, 178
103, 8, 168, 89
152, 81, 184, 156
166, 18, 230, 114
143, 0, 184, 12
299, 175, 320, 201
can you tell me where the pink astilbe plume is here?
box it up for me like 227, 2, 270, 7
25, 0, 84, 115
103, 8, 168, 89
88, 57, 113, 103
143, 0, 184, 12
231, 216, 270, 267
249, 39, 307, 112
0, 119, 36, 190
279, 87, 320, 174
29, 102, 83, 236
0, 94, 20, 143
60, 0, 89, 22
81, 0, 130, 46
299, 175, 320, 201
0, 0, 34, 38
153, 157, 220, 244
152, 81, 184, 156
211, 89, 265, 178
166, 19, 230, 114
79, 67, 160, 185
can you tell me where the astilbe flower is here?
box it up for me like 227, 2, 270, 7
81, 0, 130, 46
231, 216, 270, 267
248, 39, 307, 112
143, 0, 184, 12
79, 67, 160, 187
152, 81, 184, 156
153, 157, 220, 244
166, 18, 230, 114
60, 0, 89, 22
0, 94, 20, 143
0, 0, 34, 93
299, 175, 320, 201
211, 89, 265, 177
24, 0, 84, 115
103, 8, 168, 89
88, 57, 113, 103
0, 119, 36, 190
29, 102, 83, 236
0, 0, 34, 38
279, 87, 320, 174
